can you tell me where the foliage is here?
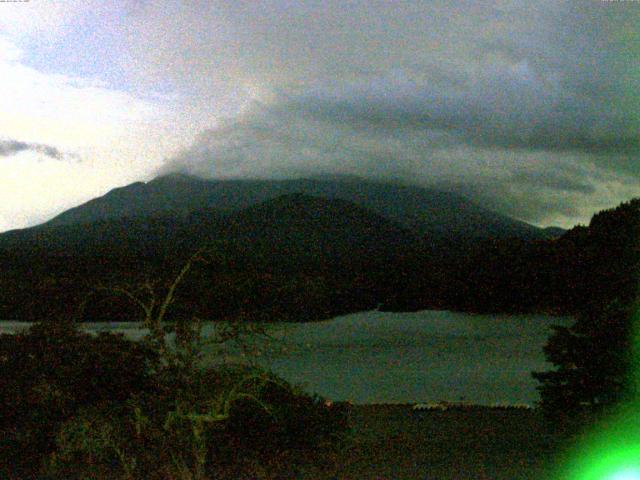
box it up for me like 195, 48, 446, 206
533, 301, 636, 420
0, 249, 351, 479
45, 366, 350, 479
0, 320, 156, 478
4, 185, 640, 322
533, 199, 640, 421
0, 192, 412, 323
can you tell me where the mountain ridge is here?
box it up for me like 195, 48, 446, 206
38, 174, 564, 242
0, 192, 421, 322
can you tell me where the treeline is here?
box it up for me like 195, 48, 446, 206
0, 245, 386, 323
0, 194, 416, 322
387, 198, 640, 317
465, 198, 639, 316
0, 196, 638, 323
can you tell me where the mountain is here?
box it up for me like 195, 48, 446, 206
0, 174, 634, 321
39, 173, 561, 242
222, 193, 418, 270
0, 193, 420, 322
0, 173, 576, 322
541, 226, 566, 238
442, 197, 640, 315
0, 193, 415, 262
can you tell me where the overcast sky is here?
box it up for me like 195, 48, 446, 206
1, 0, 639, 232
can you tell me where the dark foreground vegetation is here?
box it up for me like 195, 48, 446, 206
0, 318, 584, 479
0, 317, 588, 480
532, 199, 640, 420
0, 313, 616, 480
0, 316, 350, 479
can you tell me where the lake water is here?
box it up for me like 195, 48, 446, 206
0, 310, 571, 405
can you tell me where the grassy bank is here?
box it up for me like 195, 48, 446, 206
302, 404, 570, 480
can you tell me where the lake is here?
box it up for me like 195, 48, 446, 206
0, 310, 571, 405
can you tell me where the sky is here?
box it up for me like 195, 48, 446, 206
0, 0, 639, 232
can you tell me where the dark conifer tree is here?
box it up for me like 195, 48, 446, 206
533, 199, 640, 417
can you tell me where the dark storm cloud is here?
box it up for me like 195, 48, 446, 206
283, 61, 639, 155
510, 171, 595, 195
0, 139, 65, 159
446, 158, 640, 226
449, 180, 588, 226
159, 0, 640, 227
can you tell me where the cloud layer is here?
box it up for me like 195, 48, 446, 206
1, 1, 640, 230
151, 1, 640, 227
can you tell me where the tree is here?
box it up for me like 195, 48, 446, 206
533, 199, 640, 420
533, 300, 637, 418
41, 248, 350, 480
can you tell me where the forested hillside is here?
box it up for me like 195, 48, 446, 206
0, 182, 636, 323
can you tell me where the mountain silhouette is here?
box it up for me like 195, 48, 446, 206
39, 174, 563, 243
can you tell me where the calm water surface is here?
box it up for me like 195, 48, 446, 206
1, 310, 571, 405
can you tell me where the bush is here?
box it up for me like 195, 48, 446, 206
44, 365, 351, 480
2, 252, 351, 479
0, 320, 156, 478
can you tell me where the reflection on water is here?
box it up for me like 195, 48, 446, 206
0, 310, 571, 405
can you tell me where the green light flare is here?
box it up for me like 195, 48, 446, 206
554, 405, 640, 480
555, 305, 640, 479
631, 307, 640, 399
606, 468, 640, 480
